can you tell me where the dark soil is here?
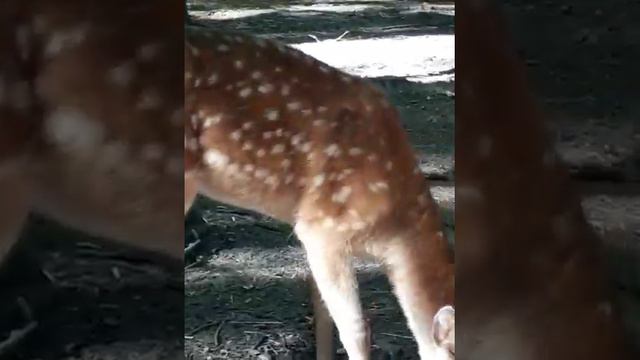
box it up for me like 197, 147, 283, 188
0, 214, 183, 360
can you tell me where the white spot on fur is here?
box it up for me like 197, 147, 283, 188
265, 108, 279, 121
285, 174, 295, 184
337, 169, 354, 181
207, 73, 219, 85
258, 83, 274, 94
321, 217, 335, 228
204, 149, 229, 168
239, 87, 252, 98
227, 162, 240, 174
300, 142, 312, 153
230, 130, 242, 141
108, 62, 135, 86
336, 223, 350, 232
332, 186, 352, 203
368, 181, 389, 193
45, 108, 105, 152
265, 175, 279, 187
286, 102, 302, 111
291, 133, 304, 146
385, 161, 393, 171
242, 142, 254, 151
312, 174, 325, 188
255, 168, 268, 179
203, 114, 222, 128
351, 222, 367, 231
45, 25, 88, 57
256, 149, 266, 157
272, 144, 285, 154
324, 144, 342, 157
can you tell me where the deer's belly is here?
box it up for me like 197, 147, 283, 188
27, 152, 183, 258
195, 166, 299, 224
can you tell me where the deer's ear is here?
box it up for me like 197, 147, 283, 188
433, 305, 455, 352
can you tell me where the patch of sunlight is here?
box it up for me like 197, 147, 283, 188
292, 35, 454, 84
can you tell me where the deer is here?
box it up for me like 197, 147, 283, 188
184, 25, 455, 359
0, 0, 185, 348
455, 1, 633, 359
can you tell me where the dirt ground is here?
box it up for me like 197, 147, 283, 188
1, 1, 638, 359
0, 214, 184, 360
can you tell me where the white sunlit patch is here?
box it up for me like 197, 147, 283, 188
292, 35, 454, 84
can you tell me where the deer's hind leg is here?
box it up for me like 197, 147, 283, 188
310, 277, 336, 360
295, 220, 370, 360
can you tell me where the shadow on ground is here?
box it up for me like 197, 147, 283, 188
0, 215, 183, 360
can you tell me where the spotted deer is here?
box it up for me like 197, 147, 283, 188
0, 0, 184, 319
184, 26, 455, 359
456, 1, 632, 359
